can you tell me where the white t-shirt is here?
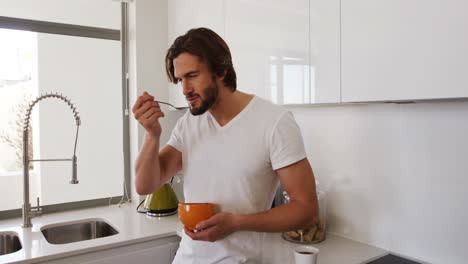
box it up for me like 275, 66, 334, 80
168, 95, 307, 264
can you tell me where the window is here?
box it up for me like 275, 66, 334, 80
0, 29, 37, 176
0, 1, 128, 213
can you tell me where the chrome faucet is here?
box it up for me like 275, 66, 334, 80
22, 92, 81, 228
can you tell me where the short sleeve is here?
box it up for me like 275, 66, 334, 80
167, 114, 185, 152
269, 111, 307, 170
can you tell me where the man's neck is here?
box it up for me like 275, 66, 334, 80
209, 87, 253, 127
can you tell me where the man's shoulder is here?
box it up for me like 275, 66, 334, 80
252, 95, 287, 110
251, 95, 289, 117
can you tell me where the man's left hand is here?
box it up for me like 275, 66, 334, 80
184, 212, 240, 242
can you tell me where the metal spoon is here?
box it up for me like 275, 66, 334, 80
155, 100, 187, 110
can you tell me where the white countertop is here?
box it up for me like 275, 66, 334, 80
0, 203, 180, 264
263, 233, 388, 264
0, 203, 387, 264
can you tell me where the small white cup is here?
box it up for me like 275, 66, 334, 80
294, 245, 319, 264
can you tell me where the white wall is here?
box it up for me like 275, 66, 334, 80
0, 0, 120, 29
128, 0, 183, 202
289, 101, 468, 264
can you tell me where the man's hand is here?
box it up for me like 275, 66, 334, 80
132, 91, 164, 138
184, 213, 240, 242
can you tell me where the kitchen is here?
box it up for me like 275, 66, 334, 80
1, 0, 467, 263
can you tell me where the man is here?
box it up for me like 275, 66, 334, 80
132, 28, 318, 263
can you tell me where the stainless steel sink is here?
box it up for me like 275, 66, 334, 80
0, 232, 22, 256
41, 219, 118, 244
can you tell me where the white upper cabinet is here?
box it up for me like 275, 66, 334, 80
163, 0, 468, 105
167, 0, 224, 106
341, 0, 468, 102
225, 0, 312, 104
167, 0, 341, 105
310, 0, 341, 103
167, 0, 225, 43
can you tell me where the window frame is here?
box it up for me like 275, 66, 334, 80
0, 3, 131, 218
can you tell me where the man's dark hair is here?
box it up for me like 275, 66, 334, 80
165, 27, 237, 91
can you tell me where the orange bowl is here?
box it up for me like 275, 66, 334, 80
178, 203, 217, 231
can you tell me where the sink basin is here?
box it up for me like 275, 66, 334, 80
0, 232, 22, 256
41, 219, 118, 245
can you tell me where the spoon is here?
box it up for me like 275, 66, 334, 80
155, 100, 187, 110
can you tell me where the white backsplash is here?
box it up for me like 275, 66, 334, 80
289, 101, 468, 264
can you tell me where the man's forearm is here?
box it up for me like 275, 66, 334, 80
135, 133, 162, 194
235, 200, 318, 233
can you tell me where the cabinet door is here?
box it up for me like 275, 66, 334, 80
225, 0, 311, 104
82, 243, 172, 264
310, 0, 341, 103
341, 0, 468, 102
169, 241, 180, 262
167, 0, 224, 107
168, 0, 224, 42
41, 237, 180, 264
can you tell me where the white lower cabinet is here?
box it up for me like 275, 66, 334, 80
40, 236, 180, 264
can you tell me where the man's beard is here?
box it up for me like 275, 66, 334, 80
188, 79, 219, 116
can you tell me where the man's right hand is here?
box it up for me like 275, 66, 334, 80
132, 91, 165, 138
